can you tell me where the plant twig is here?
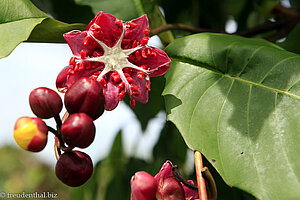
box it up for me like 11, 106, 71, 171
149, 4, 300, 41
195, 151, 208, 200
47, 126, 59, 137
202, 167, 217, 200
149, 19, 294, 38
54, 115, 62, 128
272, 4, 300, 19
149, 24, 224, 36
234, 19, 289, 37
53, 111, 73, 160
172, 165, 198, 190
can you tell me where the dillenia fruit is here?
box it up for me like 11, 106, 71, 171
29, 87, 63, 119
61, 113, 96, 148
13, 117, 48, 152
56, 11, 171, 111
131, 171, 158, 200
64, 77, 105, 120
55, 150, 93, 187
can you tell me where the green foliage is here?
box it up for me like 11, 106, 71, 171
74, 0, 157, 20
0, 0, 85, 58
279, 26, 300, 54
31, 0, 94, 24
163, 33, 300, 199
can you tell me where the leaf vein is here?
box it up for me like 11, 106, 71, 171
237, 46, 265, 77
215, 79, 235, 179
171, 57, 300, 100
246, 85, 266, 197
188, 76, 224, 138
258, 55, 300, 84
224, 42, 238, 73
274, 93, 300, 188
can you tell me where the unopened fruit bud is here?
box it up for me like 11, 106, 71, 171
64, 77, 105, 120
156, 177, 185, 200
55, 150, 93, 187
61, 113, 95, 148
29, 87, 63, 119
131, 171, 158, 200
13, 117, 48, 152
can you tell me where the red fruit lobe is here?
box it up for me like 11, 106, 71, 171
61, 113, 95, 148
29, 87, 63, 119
64, 77, 105, 120
131, 171, 158, 200
55, 151, 93, 187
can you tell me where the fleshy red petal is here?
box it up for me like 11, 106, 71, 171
91, 11, 123, 47
86, 11, 99, 30
130, 47, 171, 77
56, 65, 72, 92
154, 160, 173, 182
182, 180, 199, 199
130, 71, 149, 104
63, 31, 94, 57
124, 15, 149, 45
104, 75, 120, 111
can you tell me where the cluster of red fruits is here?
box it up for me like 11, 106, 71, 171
131, 161, 199, 200
13, 77, 104, 187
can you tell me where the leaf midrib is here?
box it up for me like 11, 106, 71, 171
171, 57, 300, 100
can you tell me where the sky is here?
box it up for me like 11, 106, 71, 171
0, 37, 166, 166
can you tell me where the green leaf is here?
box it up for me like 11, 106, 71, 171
31, 0, 94, 24
0, 0, 85, 59
279, 26, 300, 54
163, 33, 300, 199
28, 18, 85, 43
74, 0, 156, 21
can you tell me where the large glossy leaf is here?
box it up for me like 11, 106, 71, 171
0, 0, 85, 59
163, 33, 300, 199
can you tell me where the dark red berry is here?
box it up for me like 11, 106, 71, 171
55, 150, 93, 187
61, 113, 95, 148
29, 87, 63, 119
64, 77, 105, 120
131, 171, 158, 200
156, 177, 185, 200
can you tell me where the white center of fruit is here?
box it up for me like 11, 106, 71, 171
80, 26, 149, 94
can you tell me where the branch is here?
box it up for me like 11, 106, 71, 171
53, 111, 73, 160
172, 165, 198, 190
234, 19, 289, 37
149, 4, 300, 40
272, 4, 300, 19
149, 24, 224, 37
